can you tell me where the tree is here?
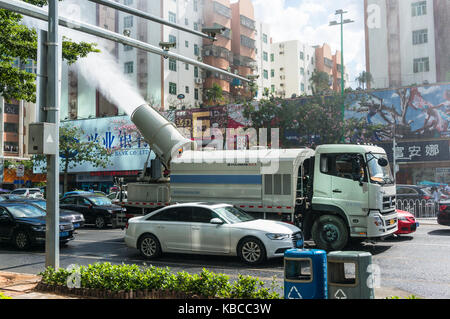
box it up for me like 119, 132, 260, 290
355, 71, 374, 90
309, 70, 331, 95
205, 83, 224, 105
0, 0, 100, 102
34, 124, 113, 193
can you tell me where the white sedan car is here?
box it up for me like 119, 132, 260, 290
125, 202, 304, 264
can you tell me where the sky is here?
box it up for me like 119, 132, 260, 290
250, 0, 366, 88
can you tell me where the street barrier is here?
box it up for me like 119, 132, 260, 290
396, 199, 437, 218
284, 249, 327, 299
327, 251, 374, 299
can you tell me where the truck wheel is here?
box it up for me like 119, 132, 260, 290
238, 237, 266, 265
312, 215, 348, 251
138, 234, 162, 259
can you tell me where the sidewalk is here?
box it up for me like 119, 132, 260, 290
0, 271, 420, 299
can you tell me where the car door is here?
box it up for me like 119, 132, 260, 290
77, 197, 96, 223
147, 207, 192, 252
191, 207, 230, 254
60, 196, 78, 211
0, 208, 14, 240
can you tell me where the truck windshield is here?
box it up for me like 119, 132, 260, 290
366, 153, 394, 185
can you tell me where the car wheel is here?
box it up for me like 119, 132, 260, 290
95, 216, 106, 229
138, 234, 161, 259
238, 237, 266, 265
13, 230, 30, 250
312, 215, 349, 251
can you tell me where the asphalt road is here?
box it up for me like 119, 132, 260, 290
1, 222, 449, 298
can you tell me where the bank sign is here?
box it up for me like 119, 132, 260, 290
36, 116, 155, 173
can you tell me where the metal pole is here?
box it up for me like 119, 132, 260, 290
88, 0, 214, 40
0, 0, 250, 84
45, 0, 60, 269
340, 12, 345, 142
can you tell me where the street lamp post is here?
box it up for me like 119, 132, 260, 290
330, 9, 354, 142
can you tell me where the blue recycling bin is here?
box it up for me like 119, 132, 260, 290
284, 249, 327, 299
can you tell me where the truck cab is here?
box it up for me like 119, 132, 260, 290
301, 144, 398, 250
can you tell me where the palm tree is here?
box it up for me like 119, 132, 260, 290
205, 83, 224, 105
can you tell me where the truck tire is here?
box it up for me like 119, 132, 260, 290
312, 215, 349, 251
138, 234, 162, 259
238, 237, 266, 265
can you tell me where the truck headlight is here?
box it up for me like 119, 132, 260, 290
266, 233, 290, 240
373, 216, 384, 227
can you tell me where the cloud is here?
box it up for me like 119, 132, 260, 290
252, 0, 365, 88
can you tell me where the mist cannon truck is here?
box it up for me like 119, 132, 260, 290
115, 104, 398, 251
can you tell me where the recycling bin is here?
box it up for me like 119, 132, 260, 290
327, 251, 374, 299
284, 249, 327, 299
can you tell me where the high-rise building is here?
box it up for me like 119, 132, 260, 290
270, 40, 316, 98
364, 0, 450, 89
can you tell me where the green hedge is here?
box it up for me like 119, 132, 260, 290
39, 262, 281, 299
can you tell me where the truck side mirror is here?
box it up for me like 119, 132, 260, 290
377, 158, 388, 167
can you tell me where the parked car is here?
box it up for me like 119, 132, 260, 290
10, 188, 44, 199
396, 185, 434, 202
60, 194, 124, 229
4, 199, 85, 229
125, 202, 304, 264
437, 200, 450, 226
395, 209, 419, 235
0, 195, 27, 201
0, 202, 74, 250
62, 190, 90, 197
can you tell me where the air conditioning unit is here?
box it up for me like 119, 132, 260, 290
195, 78, 203, 84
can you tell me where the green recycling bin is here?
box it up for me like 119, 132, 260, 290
327, 251, 374, 299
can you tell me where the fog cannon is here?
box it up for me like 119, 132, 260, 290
131, 104, 195, 167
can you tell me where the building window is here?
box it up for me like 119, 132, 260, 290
271, 69, 275, 78
4, 142, 19, 153
193, 22, 198, 31
300, 52, 304, 60
4, 123, 18, 133
300, 67, 305, 75
240, 15, 255, 30
124, 16, 133, 28
412, 29, 428, 45
185, 86, 190, 94
168, 12, 176, 23
194, 66, 199, 78
413, 57, 430, 73
124, 45, 133, 51
169, 82, 177, 95
412, 1, 427, 17
263, 51, 268, 62
194, 88, 199, 100
263, 69, 268, 79
301, 83, 305, 92
263, 34, 268, 44
4, 103, 19, 114
124, 0, 133, 5
271, 85, 275, 93
193, 0, 198, 12
185, 40, 189, 48
169, 35, 177, 45
213, 1, 231, 18
185, 63, 189, 70
270, 53, 274, 62
169, 58, 177, 71
240, 35, 255, 49
194, 44, 200, 56
124, 61, 133, 74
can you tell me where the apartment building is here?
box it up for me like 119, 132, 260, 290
270, 40, 316, 98
314, 43, 345, 93
254, 22, 272, 99
364, 0, 450, 89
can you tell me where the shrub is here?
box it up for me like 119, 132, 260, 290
38, 262, 281, 299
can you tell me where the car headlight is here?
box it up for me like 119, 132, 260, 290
32, 225, 46, 232
266, 233, 290, 240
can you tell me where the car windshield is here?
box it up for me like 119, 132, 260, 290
88, 196, 112, 206
31, 201, 46, 210
366, 153, 394, 185
7, 204, 46, 218
213, 206, 256, 224
11, 190, 26, 194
